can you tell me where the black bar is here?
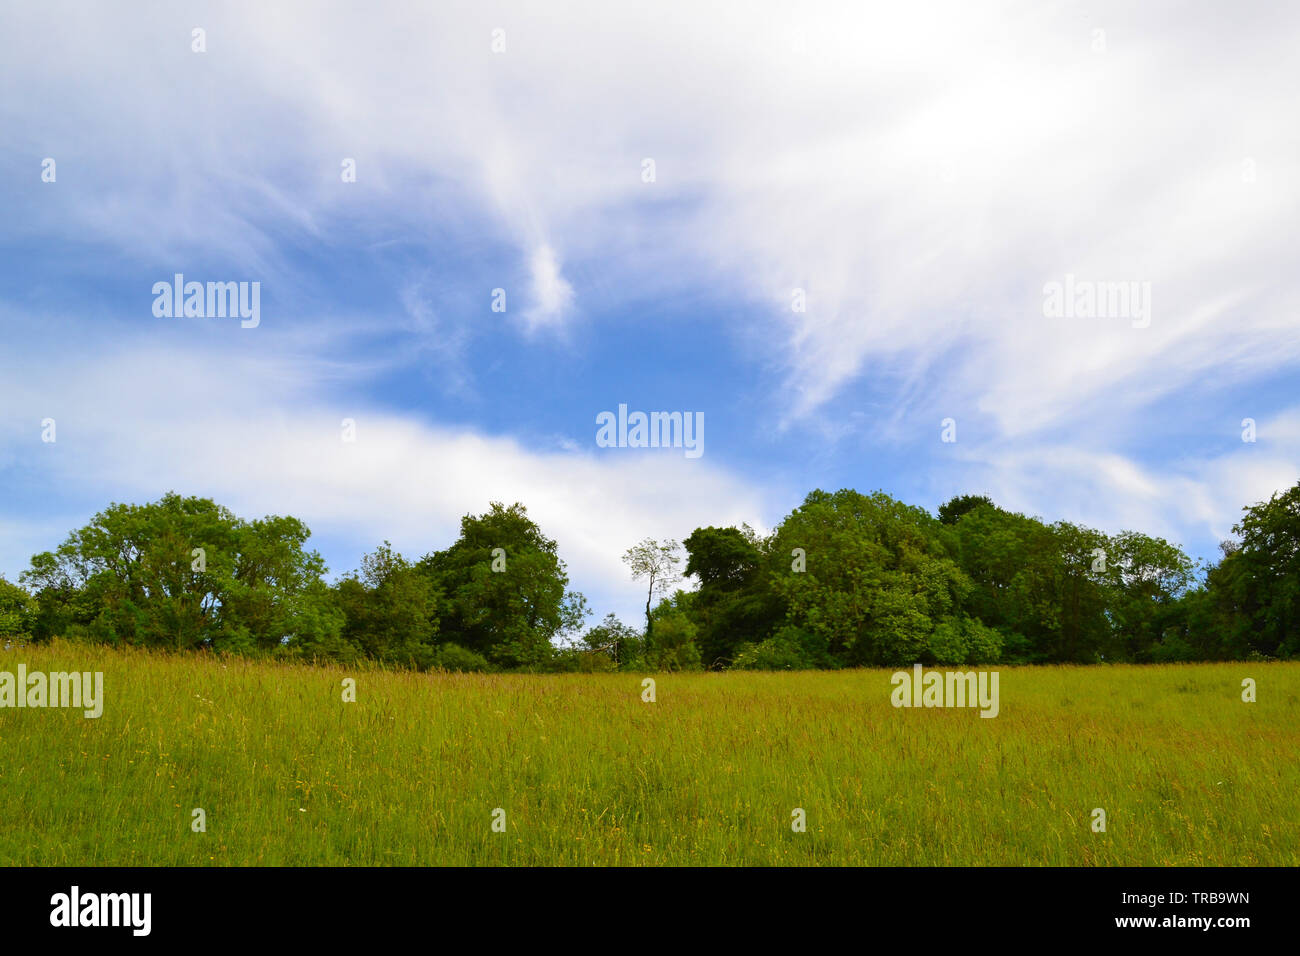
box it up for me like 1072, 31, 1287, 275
1, 866, 1285, 943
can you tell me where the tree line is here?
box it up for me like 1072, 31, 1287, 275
1, 481, 1296, 670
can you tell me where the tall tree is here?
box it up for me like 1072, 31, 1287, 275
621, 538, 682, 650
1202, 481, 1300, 657
682, 525, 783, 667
1099, 530, 1195, 660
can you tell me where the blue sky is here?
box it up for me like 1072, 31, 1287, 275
2, 1, 1298, 628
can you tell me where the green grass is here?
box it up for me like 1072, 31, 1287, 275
1, 640, 1296, 865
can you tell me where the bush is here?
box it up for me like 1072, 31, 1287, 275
927, 619, 967, 664
1148, 633, 1196, 663
925, 616, 1004, 665
962, 617, 1004, 664
730, 626, 823, 670
549, 646, 618, 673
0, 577, 34, 644
431, 642, 491, 672
644, 610, 703, 671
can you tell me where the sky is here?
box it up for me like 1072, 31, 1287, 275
1, 0, 1297, 629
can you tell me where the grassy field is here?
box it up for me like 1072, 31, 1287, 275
1, 640, 1296, 866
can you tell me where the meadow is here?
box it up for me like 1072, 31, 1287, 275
1, 640, 1296, 866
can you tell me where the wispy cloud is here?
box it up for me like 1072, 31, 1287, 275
2, 0, 1297, 607
0, 337, 769, 623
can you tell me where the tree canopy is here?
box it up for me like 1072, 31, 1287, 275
9, 480, 1299, 670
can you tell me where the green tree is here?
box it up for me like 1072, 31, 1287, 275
938, 494, 996, 525
1197, 482, 1300, 658
682, 525, 782, 667
419, 502, 587, 668
20, 493, 335, 652
644, 590, 702, 670
1049, 520, 1112, 663
949, 505, 1112, 662
219, 512, 336, 653
1099, 530, 1196, 660
580, 613, 642, 669
0, 577, 33, 643
769, 489, 975, 666
334, 542, 441, 667
281, 580, 353, 663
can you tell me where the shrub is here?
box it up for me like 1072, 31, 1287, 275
730, 626, 823, 670
962, 617, 1004, 664
927, 618, 967, 664
432, 642, 491, 673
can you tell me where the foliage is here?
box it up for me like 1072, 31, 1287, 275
13, 479, 1300, 671
937, 494, 995, 525
643, 592, 702, 671
682, 524, 784, 667
578, 613, 642, 669
333, 542, 441, 667
21, 493, 332, 652
768, 489, 971, 667
418, 502, 587, 669
0, 576, 32, 642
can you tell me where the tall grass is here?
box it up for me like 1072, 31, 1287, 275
1, 640, 1295, 865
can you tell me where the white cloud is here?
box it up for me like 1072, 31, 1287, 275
2, 0, 1298, 589
0, 340, 768, 625
942, 428, 1300, 554
522, 243, 575, 332
4, 1, 1296, 433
